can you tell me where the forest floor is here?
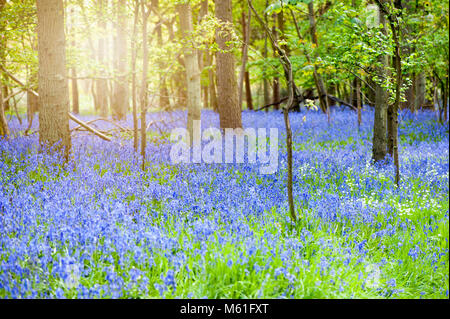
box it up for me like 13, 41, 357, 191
0, 109, 448, 298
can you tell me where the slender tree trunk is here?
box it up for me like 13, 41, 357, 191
71, 68, 79, 114
97, 0, 108, 118
272, 13, 280, 110
112, 0, 128, 120
307, 1, 330, 123
215, 0, 242, 129
36, 0, 71, 157
356, 77, 361, 128
238, 9, 251, 110
375, 0, 402, 185
352, 0, 361, 128
207, 52, 218, 111
69, 7, 79, 114
167, 21, 187, 108
278, 10, 289, 55
153, 0, 170, 110
443, 77, 448, 123
248, 0, 296, 223
2, 86, 9, 111
199, 0, 208, 109
414, 72, 425, 113
140, 2, 149, 169
433, 76, 439, 121
178, 2, 202, 142
26, 71, 39, 132
0, 0, 9, 138
372, 6, 388, 163
245, 69, 253, 110
392, 37, 401, 186
78, 0, 98, 112
131, 0, 139, 152
263, 0, 270, 111
0, 85, 9, 139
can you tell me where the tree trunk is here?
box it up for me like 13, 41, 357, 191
167, 21, 187, 108
263, 0, 270, 111
69, 7, 79, 115
278, 10, 289, 55
238, 9, 251, 111
351, 0, 361, 127
245, 70, 253, 110
248, 0, 296, 223
153, 0, 170, 110
2, 85, 9, 112
307, 1, 330, 123
0, 0, 9, 138
215, 0, 242, 129
199, 0, 208, 110
96, 0, 108, 118
375, 0, 402, 185
356, 77, 361, 128
414, 72, 425, 113
178, 2, 202, 141
112, 0, 128, 120
0, 84, 9, 139
26, 72, 39, 131
131, 0, 139, 152
71, 68, 79, 114
372, 7, 388, 163
443, 77, 448, 123
140, 2, 149, 169
272, 13, 280, 110
36, 0, 71, 157
207, 52, 218, 111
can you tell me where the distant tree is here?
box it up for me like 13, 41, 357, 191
68, 6, 79, 114
0, 0, 10, 139
140, 0, 150, 169
178, 1, 202, 142
152, 0, 171, 111
112, 0, 128, 120
131, 0, 140, 152
96, 0, 109, 118
36, 0, 71, 156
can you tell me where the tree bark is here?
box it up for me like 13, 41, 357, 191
140, 1, 149, 169
238, 9, 251, 110
112, 0, 129, 120
245, 69, 253, 110
263, 0, 270, 111
131, 0, 139, 152
0, 84, 9, 139
36, 0, 71, 157
68, 7, 79, 115
307, 1, 330, 123
372, 5, 388, 163
443, 76, 448, 123
272, 13, 280, 110
153, 0, 170, 110
248, 0, 296, 223
207, 52, 218, 112
414, 72, 425, 113
96, 0, 109, 118
375, 0, 402, 185
0, 0, 9, 138
215, 0, 242, 129
178, 2, 202, 142
199, 0, 208, 110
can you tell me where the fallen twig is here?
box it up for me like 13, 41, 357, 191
0, 64, 113, 142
